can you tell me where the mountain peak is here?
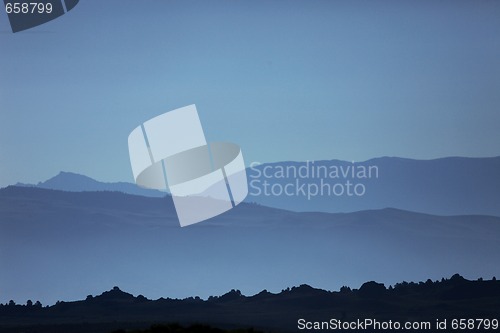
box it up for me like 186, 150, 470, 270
56, 171, 90, 178
95, 286, 135, 301
33, 171, 166, 198
38, 171, 101, 190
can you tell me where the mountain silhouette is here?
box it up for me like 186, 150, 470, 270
0, 275, 498, 333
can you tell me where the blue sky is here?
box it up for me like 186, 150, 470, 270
0, 0, 499, 187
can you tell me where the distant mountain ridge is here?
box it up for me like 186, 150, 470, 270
247, 156, 500, 216
16, 171, 166, 198
11, 156, 500, 216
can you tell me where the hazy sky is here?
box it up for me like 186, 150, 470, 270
0, 0, 499, 187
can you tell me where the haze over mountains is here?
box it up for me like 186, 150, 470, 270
2, 155, 499, 308
1, 185, 499, 306
16, 156, 500, 216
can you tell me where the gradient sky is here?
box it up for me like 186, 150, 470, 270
0, 0, 499, 188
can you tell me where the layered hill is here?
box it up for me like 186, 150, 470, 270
17, 156, 500, 216
0, 186, 499, 307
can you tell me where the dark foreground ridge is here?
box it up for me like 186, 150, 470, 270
0, 274, 499, 333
